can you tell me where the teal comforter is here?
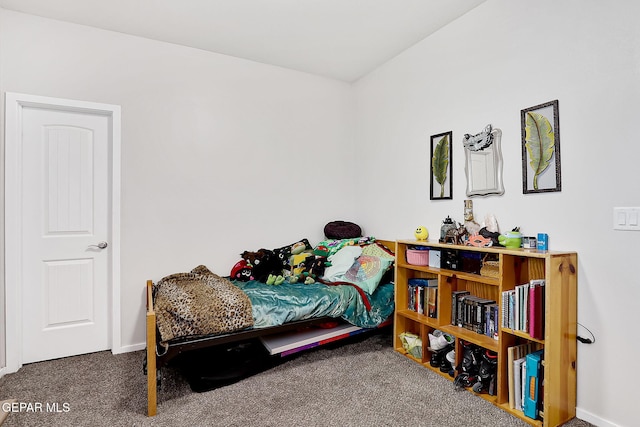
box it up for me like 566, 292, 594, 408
232, 280, 394, 329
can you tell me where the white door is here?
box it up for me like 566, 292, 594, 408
19, 106, 111, 363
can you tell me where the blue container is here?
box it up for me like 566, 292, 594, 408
537, 233, 548, 250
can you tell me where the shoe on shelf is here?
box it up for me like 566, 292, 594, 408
446, 349, 456, 366
428, 331, 454, 351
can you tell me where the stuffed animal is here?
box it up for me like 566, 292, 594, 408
241, 249, 284, 284
479, 227, 501, 247
272, 239, 312, 275
306, 256, 329, 280
230, 259, 254, 281
288, 252, 329, 284
290, 252, 314, 277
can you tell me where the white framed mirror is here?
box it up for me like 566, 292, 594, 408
463, 125, 504, 197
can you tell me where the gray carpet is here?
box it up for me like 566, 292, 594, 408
0, 332, 593, 427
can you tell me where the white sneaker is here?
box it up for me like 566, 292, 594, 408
428, 332, 454, 351
446, 349, 456, 366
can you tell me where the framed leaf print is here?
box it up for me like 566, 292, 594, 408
430, 131, 453, 200
521, 100, 561, 194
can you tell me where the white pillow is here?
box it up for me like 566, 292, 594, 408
322, 246, 362, 282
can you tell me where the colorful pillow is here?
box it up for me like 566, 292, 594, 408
343, 255, 394, 294
315, 236, 376, 258
361, 242, 395, 260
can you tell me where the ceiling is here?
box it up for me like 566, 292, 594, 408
0, 0, 486, 82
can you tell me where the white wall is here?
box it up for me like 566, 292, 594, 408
2, 1, 638, 426
353, 1, 639, 426
0, 10, 357, 353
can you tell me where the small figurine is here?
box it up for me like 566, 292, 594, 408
414, 226, 429, 240
498, 227, 523, 249
440, 216, 458, 243
444, 224, 468, 245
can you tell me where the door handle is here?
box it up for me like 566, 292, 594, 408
88, 241, 108, 249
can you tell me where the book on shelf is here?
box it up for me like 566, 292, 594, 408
451, 290, 470, 325
416, 285, 425, 314
451, 293, 496, 335
507, 342, 537, 410
508, 290, 516, 330
408, 282, 415, 311
407, 281, 422, 313
426, 283, 438, 318
513, 356, 526, 411
528, 280, 545, 340
484, 303, 499, 340
460, 294, 478, 329
513, 356, 527, 411
470, 296, 495, 334
513, 286, 520, 331
501, 280, 545, 340
501, 290, 510, 329
408, 279, 438, 315
523, 349, 544, 420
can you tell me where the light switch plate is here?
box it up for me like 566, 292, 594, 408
613, 207, 640, 231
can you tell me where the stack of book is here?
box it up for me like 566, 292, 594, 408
500, 279, 545, 340
508, 343, 544, 421
407, 279, 438, 318
451, 291, 498, 339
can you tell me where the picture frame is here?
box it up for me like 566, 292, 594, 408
463, 124, 504, 198
430, 131, 453, 200
521, 100, 561, 194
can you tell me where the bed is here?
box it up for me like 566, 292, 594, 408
145, 239, 396, 416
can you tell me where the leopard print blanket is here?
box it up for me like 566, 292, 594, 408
153, 265, 254, 343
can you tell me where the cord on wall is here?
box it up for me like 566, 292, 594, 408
577, 322, 595, 344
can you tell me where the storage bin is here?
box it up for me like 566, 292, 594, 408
442, 249, 460, 270
480, 254, 499, 278
429, 250, 441, 268
406, 248, 429, 266
460, 251, 482, 274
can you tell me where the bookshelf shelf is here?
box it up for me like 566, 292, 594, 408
439, 324, 500, 352
503, 327, 545, 345
393, 240, 577, 427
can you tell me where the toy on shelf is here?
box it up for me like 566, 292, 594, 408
414, 226, 429, 240
498, 227, 522, 249
439, 216, 458, 243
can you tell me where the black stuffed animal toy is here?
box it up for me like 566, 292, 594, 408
241, 249, 284, 285
307, 256, 328, 280
272, 239, 313, 275
479, 227, 501, 247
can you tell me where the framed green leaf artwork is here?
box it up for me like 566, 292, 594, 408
521, 100, 561, 194
430, 131, 453, 200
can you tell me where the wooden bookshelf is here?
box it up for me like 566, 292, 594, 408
394, 240, 577, 427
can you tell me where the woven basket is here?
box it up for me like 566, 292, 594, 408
406, 249, 429, 266
480, 256, 499, 278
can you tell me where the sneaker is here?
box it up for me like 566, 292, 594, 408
444, 349, 456, 377
446, 349, 456, 366
428, 332, 454, 351
430, 351, 442, 367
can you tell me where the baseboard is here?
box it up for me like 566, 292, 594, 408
112, 342, 145, 354
576, 407, 620, 427
0, 366, 6, 380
